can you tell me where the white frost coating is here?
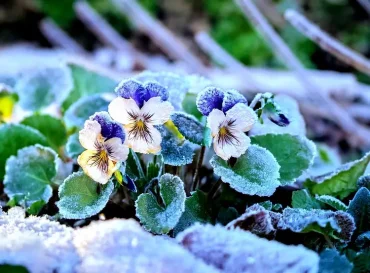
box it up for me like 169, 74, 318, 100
250, 95, 306, 136
0, 207, 79, 273
177, 224, 319, 273
74, 219, 221, 273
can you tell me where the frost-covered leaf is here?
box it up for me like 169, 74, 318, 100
177, 223, 319, 273
26, 200, 46, 216
347, 187, 370, 235
135, 71, 190, 111
307, 144, 341, 177
21, 114, 67, 150
135, 174, 186, 234
210, 145, 281, 196
174, 190, 211, 235
278, 208, 355, 242
319, 249, 353, 273
357, 175, 370, 190
15, 66, 72, 111
305, 153, 370, 199
315, 195, 348, 211
74, 219, 220, 273
349, 250, 370, 273
62, 64, 117, 111
355, 231, 370, 248
171, 112, 207, 145
4, 145, 58, 208
259, 201, 273, 210
57, 172, 114, 219
292, 189, 321, 209
250, 95, 306, 136
226, 204, 277, 238
64, 94, 109, 129
65, 133, 84, 161
158, 125, 194, 166
0, 124, 48, 180
251, 134, 316, 185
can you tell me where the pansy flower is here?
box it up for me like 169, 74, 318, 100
197, 87, 257, 160
108, 79, 174, 154
78, 112, 129, 184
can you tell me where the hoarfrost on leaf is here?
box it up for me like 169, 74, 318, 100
135, 173, 186, 234
57, 172, 114, 219
347, 187, 370, 235
171, 112, 207, 145
315, 195, 348, 211
177, 223, 319, 273
319, 249, 353, 273
292, 189, 321, 209
65, 133, 84, 161
210, 144, 281, 196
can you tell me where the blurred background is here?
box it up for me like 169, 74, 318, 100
1, 0, 370, 160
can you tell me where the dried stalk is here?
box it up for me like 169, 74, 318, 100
39, 18, 88, 55
357, 0, 370, 16
235, 0, 370, 145
74, 1, 150, 69
285, 10, 370, 77
113, 0, 208, 75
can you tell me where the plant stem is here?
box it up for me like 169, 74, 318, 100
192, 146, 206, 190
208, 178, 222, 200
323, 234, 335, 249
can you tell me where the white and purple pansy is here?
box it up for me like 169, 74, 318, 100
108, 79, 174, 154
196, 87, 257, 161
78, 111, 129, 184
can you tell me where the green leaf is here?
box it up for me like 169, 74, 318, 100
259, 201, 273, 210
4, 145, 58, 208
64, 94, 109, 129
251, 134, 316, 185
210, 145, 281, 196
305, 153, 370, 199
15, 66, 72, 111
315, 195, 348, 211
0, 265, 29, 273
21, 114, 67, 150
308, 144, 341, 177
292, 189, 321, 209
171, 112, 207, 145
36, 0, 75, 27
158, 125, 194, 166
347, 187, 370, 235
182, 92, 203, 120
62, 64, 117, 112
0, 85, 17, 122
26, 200, 46, 215
319, 249, 353, 273
146, 159, 162, 182
57, 171, 114, 219
173, 190, 212, 235
217, 207, 239, 225
135, 174, 186, 234
65, 133, 84, 160
0, 124, 48, 179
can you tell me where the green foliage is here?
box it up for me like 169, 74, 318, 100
4, 145, 58, 208
62, 64, 117, 112
171, 112, 208, 146
65, 133, 84, 161
57, 172, 114, 219
174, 190, 212, 235
251, 134, 316, 185
316, 195, 348, 211
21, 114, 67, 150
210, 145, 280, 196
305, 153, 370, 199
0, 124, 48, 180
135, 174, 186, 234
319, 249, 353, 273
182, 93, 203, 120
292, 189, 321, 210
26, 200, 46, 215
347, 187, 370, 235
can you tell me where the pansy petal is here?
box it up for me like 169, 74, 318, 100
196, 86, 224, 116
222, 89, 248, 112
79, 120, 101, 150
207, 108, 226, 137
141, 97, 174, 125
226, 103, 257, 132
214, 132, 250, 160
126, 124, 162, 154
105, 137, 129, 162
108, 97, 140, 125
77, 150, 119, 184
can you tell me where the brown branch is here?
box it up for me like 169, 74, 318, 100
235, 0, 370, 145
113, 0, 208, 75
284, 10, 370, 77
39, 18, 88, 55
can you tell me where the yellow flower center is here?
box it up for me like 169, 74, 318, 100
219, 127, 228, 137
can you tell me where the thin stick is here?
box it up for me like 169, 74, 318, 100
285, 10, 370, 77
193, 146, 206, 190
39, 18, 88, 55
235, 0, 370, 145
357, 0, 370, 16
74, 1, 150, 68
113, 0, 208, 75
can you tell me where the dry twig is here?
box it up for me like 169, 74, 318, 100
285, 10, 370, 77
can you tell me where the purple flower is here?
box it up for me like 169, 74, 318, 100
222, 89, 248, 113
92, 112, 126, 143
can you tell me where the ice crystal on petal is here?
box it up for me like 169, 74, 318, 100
222, 89, 248, 113
196, 87, 224, 116
177, 223, 319, 273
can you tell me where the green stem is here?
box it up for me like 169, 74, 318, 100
208, 178, 222, 199
192, 145, 206, 190
323, 234, 335, 249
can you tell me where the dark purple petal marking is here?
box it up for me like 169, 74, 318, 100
222, 89, 248, 113
268, 113, 290, 127
92, 111, 126, 143
115, 79, 147, 107
196, 87, 225, 116
144, 81, 169, 102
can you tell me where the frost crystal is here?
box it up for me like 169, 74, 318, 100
177, 223, 319, 273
